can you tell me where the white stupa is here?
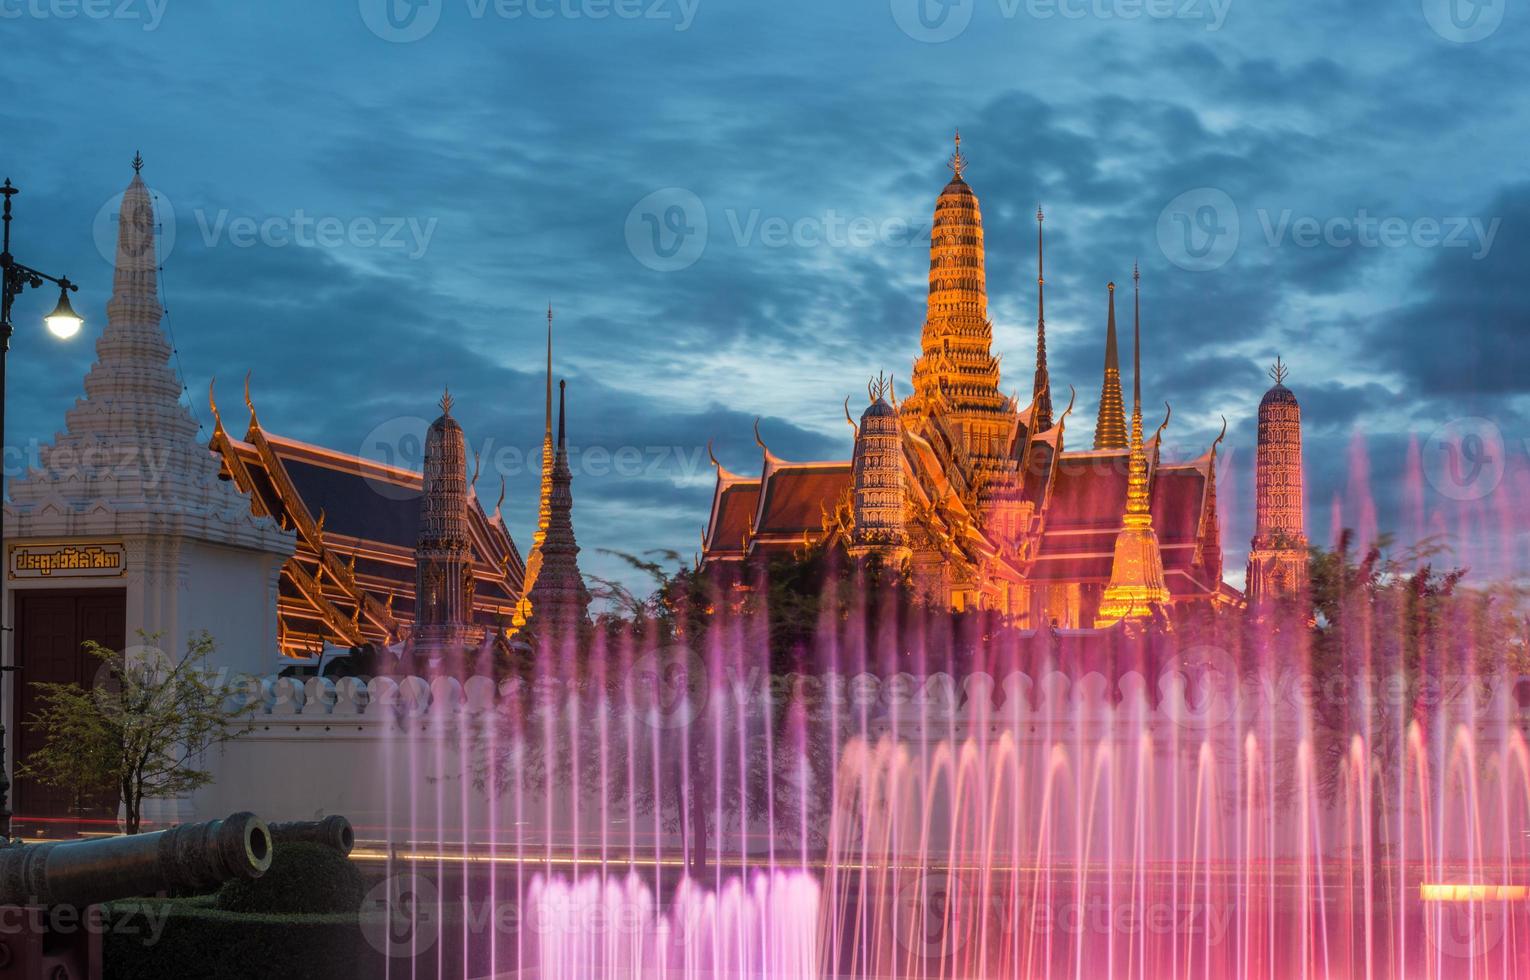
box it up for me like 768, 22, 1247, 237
4, 158, 295, 676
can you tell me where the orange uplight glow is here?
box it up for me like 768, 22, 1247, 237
1420, 884, 1530, 902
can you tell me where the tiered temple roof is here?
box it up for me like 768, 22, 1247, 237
210, 389, 525, 656
700, 134, 1241, 624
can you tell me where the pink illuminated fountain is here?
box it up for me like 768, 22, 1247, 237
361, 562, 1530, 979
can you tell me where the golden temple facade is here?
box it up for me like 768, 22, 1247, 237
702, 135, 1251, 629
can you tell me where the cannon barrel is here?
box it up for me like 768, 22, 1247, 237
0, 812, 272, 908
268, 815, 355, 856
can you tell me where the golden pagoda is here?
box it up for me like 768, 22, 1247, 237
702, 133, 1241, 627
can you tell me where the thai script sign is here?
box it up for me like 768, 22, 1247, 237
9, 542, 126, 579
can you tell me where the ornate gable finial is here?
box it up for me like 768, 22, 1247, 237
868, 370, 891, 403
1269, 356, 1289, 385
132, 151, 144, 175
948, 129, 967, 179
439, 387, 454, 416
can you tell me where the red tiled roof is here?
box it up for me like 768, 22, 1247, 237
213, 426, 525, 653
754, 463, 852, 538
705, 481, 761, 556
1151, 466, 1209, 557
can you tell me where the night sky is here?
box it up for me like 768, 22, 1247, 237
3, 0, 1526, 595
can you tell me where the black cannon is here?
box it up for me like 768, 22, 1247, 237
268, 815, 355, 856
0, 812, 272, 980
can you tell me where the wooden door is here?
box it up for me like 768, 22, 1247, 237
11, 589, 125, 837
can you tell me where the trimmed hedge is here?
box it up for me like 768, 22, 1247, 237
217, 841, 365, 915
106, 844, 371, 978
103, 901, 377, 980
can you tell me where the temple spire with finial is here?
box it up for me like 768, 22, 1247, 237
415, 386, 476, 651
1094, 282, 1127, 450
1097, 265, 1169, 626
1033, 206, 1053, 431
1132, 261, 1142, 413
1248, 354, 1307, 608
948, 129, 967, 180
132, 151, 144, 175
527, 377, 589, 634
525, 305, 557, 595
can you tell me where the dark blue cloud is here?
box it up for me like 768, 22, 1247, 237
1, 0, 1525, 595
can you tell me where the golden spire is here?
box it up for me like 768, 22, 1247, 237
1132, 259, 1144, 409
439, 387, 454, 417
545, 304, 554, 435
525, 305, 556, 594
1093, 282, 1127, 450
1033, 206, 1053, 431
948, 128, 967, 179
1097, 265, 1169, 627
1269, 355, 1289, 385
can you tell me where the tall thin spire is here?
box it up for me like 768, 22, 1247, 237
527, 378, 589, 634
1097, 266, 1169, 627
545, 304, 554, 439
1132, 261, 1142, 414
557, 378, 566, 448
524, 305, 556, 601
1094, 282, 1127, 450
1033, 206, 1053, 431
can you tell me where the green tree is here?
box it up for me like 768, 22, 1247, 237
19, 632, 253, 834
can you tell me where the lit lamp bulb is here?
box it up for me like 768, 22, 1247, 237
44, 282, 83, 340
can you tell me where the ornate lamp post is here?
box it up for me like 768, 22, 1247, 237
0, 178, 84, 838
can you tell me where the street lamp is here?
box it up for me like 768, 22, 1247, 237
44, 283, 83, 340
0, 177, 84, 838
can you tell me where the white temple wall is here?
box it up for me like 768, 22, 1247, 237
187, 670, 1530, 865
177, 539, 287, 676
